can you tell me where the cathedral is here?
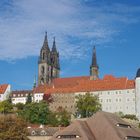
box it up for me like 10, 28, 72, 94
38, 32, 60, 84
11, 32, 140, 120
38, 32, 99, 85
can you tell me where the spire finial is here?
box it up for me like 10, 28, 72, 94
52, 36, 57, 52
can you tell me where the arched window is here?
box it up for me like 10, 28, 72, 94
31, 130, 36, 136
41, 66, 45, 74
40, 130, 47, 136
42, 52, 45, 60
41, 78, 44, 84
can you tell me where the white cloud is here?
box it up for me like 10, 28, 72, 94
0, 0, 139, 61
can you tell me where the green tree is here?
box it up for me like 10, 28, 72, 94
26, 93, 32, 104
122, 114, 139, 121
19, 101, 50, 124
0, 100, 13, 114
56, 109, 71, 126
0, 115, 29, 140
15, 103, 25, 111
76, 93, 101, 118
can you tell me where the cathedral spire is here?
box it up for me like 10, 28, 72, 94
90, 46, 99, 80
91, 46, 98, 67
42, 32, 50, 51
52, 37, 57, 52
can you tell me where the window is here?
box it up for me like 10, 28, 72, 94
31, 131, 36, 136
42, 52, 45, 60
125, 136, 140, 140
57, 135, 80, 139
41, 66, 45, 74
116, 123, 131, 128
40, 130, 47, 136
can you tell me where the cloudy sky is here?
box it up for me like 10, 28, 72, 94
0, 0, 140, 89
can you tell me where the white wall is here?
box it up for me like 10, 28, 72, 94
136, 77, 140, 119
74, 88, 136, 115
0, 84, 11, 101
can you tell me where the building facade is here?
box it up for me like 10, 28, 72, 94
0, 84, 11, 102
11, 90, 33, 104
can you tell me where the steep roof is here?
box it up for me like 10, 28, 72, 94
34, 75, 135, 94
50, 112, 140, 140
0, 84, 8, 94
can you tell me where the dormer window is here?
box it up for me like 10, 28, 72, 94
57, 135, 80, 139
40, 130, 47, 136
125, 136, 140, 140
116, 123, 131, 128
31, 130, 36, 136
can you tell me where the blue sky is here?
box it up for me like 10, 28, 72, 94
0, 0, 140, 90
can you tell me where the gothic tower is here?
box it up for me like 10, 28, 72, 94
90, 46, 99, 80
38, 32, 60, 85
50, 37, 60, 79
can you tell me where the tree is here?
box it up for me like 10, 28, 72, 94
122, 114, 139, 121
15, 103, 25, 110
0, 100, 13, 114
26, 93, 32, 104
19, 101, 50, 124
0, 115, 29, 140
56, 109, 71, 126
76, 93, 101, 118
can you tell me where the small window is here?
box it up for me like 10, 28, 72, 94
116, 123, 131, 128
31, 131, 36, 136
57, 135, 80, 139
125, 136, 140, 140
40, 130, 47, 136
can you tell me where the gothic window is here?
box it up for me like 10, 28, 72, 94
41, 77, 44, 84
42, 52, 45, 60
41, 66, 45, 74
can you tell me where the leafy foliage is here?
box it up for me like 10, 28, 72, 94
26, 93, 32, 104
0, 100, 13, 114
19, 101, 50, 124
56, 108, 71, 126
76, 93, 101, 118
0, 115, 29, 140
122, 114, 139, 121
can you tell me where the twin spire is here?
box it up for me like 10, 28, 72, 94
42, 32, 57, 53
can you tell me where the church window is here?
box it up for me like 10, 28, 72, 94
42, 52, 45, 60
41, 66, 45, 74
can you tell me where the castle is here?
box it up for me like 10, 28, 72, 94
11, 33, 140, 120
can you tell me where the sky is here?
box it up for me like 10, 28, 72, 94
0, 0, 140, 90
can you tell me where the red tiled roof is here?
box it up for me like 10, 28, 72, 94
34, 75, 135, 94
0, 84, 8, 94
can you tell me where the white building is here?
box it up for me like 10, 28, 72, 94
32, 74, 137, 117
0, 84, 11, 102
11, 90, 33, 104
